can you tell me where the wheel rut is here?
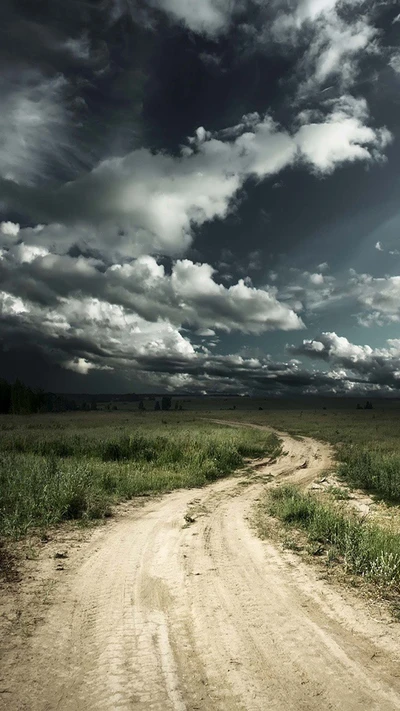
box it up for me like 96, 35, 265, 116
2, 425, 400, 710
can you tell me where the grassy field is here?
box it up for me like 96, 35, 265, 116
204, 400, 400, 602
0, 411, 280, 538
2, 399, 400, 599
212, 404, 400, 502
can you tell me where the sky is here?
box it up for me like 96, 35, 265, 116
1, 0, 400, 396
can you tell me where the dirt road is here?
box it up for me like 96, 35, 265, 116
2, 427, 400, 710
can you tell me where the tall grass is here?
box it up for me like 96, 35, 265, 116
0, 419, 280, 537
0, 429, 271, 463
267, 486, 400, 586
337, 445, 400, 501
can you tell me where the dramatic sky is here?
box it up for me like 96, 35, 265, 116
1, 0, 400, 395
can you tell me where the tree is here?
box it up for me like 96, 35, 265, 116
11, 379, 34, 414
0, 379, 11, 413
0, 377, 74, 414
161, 396, 172, 411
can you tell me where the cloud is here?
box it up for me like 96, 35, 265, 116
290, 331, 400, 390
61, 34, 91, 61
300, 16, 376, 95
199, 51, 225, 71
274, 266, 400, 327
195, 328, 216, 337
0, 240, 304, 334
272, 0, 339, 33
2, 100, 390, 259
0, 290, 363, 393
0, 70, 71, 186
270, 0, 380, 98
309, 272, 324, 285
0, 289, 197, 373
44, 113, 296, 256
375, 241, 383, 251
0, 229, 308, 390
169, 259, 304, 332
295, 96, 391, 174
349, 272, 400, 324
138, 0, 242, 37
0, 221, 20, 238
1, 0, 398, 396
273, 265, 338, 314
65, 357, 111, 375
3, 260, 400, 395
389, 53, 400, 74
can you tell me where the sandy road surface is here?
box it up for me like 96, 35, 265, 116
2, 426, 400, 710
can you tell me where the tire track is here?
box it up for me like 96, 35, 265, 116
2, 428, 400, 710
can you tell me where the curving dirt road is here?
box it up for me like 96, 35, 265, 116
2, 427, 400, 710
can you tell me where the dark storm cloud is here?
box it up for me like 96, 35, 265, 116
1, 0, 400, 394
0, 306, 359, 395
0, 0, 150, 188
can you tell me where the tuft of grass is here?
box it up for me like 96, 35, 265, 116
0, 417, 280, 538
337, 446, 400, 502
327, 485, 350, 501
267, 485, 400, 587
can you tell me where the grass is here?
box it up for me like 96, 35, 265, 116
212, 405, 400, 503
0, 413, 280, 538
337, 447, 400, 502
326, 485, 350, 501
265, 486, 400, 588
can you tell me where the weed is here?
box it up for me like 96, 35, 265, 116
282, 535, 303, 552
327, 486, 350, 501
337, 447, 400, 502
267, 486, 400, 587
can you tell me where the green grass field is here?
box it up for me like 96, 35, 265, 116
2, 399, 400, 597
0, 412, 280, 538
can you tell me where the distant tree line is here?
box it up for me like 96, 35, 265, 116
138, 396, 182, 412
0, 378, 78, 414
0, 379, 186, 415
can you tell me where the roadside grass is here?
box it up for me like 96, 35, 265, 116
326, 485, 350, 501
0, 415, 280, 538
265, 486, 400, 588
337, 447, 400, 502
212, 408, 400, 503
